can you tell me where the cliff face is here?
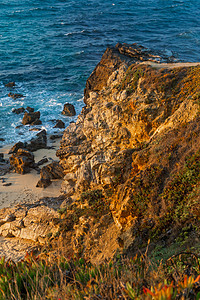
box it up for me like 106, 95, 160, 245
0, 44, 199, 262
56, 43, 200, 260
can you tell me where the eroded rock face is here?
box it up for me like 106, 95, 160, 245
1, 44, 200, 262
0, 197, 65, 244
56, 43, 200, 256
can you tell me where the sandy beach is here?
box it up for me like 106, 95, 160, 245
0, 139, 62, 210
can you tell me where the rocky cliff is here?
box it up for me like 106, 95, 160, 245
0, 43, 199, 262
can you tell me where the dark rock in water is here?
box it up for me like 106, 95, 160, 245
26, 106, 34, 113
0, 138, 5, 142
22, 111, 41, 125
5, 82, 15, 88
9, 149, 35, 174
31, 119, 42, 125
36, 178, 52, 188
26, 130, 47, 152
62, 103, 76, 116
0, 153, 4, 163
3, 183, 12, 187
8, 93, 24, 99
12, 107, 25, 114
15, 125, 24, 129
8, 142, 25, 154
36, 161, 64, 188
0, 153, 5, 163
49, 134, 62, 140
34, 158, 48, 167
29, 128, 41, 132
54, 119, 65, 129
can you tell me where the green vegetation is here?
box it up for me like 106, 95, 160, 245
0, 251, 199, 299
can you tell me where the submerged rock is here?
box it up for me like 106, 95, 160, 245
12, 107, 25, 114
5, 82, 15, 88
8, 93, 24, 99
26, 106, 34, 113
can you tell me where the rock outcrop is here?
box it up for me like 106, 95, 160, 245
9, 149, 35, 174
56, 43, 200, 258
0, 196, 65, 244
36, 161, 64, 188
62, 103, 76, 116
22, 111, 42, 125
1, 43, 200, 261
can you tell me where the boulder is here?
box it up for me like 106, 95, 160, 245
62, 103, 76, 116
26, 130, 47, 152
54, 119, 65, 129
22, 111, 41, 125
9, 149, 35, 174
36, 161, 64, 188
8, 93, 24, 99
36, 178, 52, 188
8, 142, 25, 154
12, 107, 25, 114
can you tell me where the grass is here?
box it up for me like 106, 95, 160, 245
0, 250, 199, 299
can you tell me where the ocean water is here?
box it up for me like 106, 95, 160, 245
1, 0, 200, 146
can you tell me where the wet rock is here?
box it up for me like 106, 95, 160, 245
12, 107, 25, 114
3, 183, 12, 187
5, 82, 15, 88
26, 130, 47, 152
8, 142, 25, 154
9, 149, 35, 174
36, 161, 64, 188
0, 153, 5, 163
29, 128, 41, 132
54, 119, 65, 129
26, 106, 34, 113
62, 103, 76, 116
30, 119, 42, 125
15, 125, 24, 129
8, 93, 24, 99
22, 111, 41, 125
49, 134, 62, 140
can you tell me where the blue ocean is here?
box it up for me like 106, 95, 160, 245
0, 0, 200, 145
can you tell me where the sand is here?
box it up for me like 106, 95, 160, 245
0, 139, 62, 210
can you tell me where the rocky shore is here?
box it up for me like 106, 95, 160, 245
0, 43, 200, 262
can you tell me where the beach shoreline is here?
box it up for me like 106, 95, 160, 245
0, 138, 62, 210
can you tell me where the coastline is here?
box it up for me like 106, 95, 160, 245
0, 138, 62, 210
